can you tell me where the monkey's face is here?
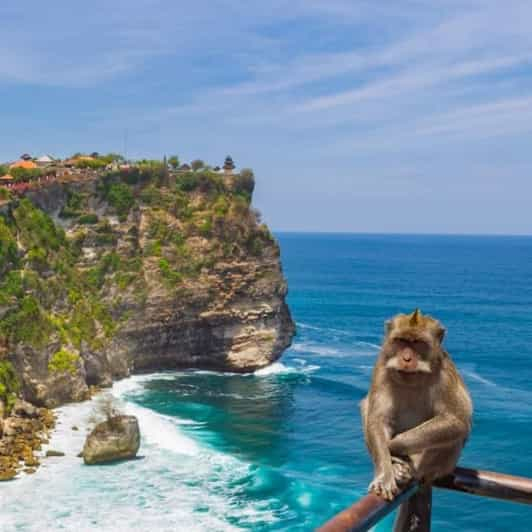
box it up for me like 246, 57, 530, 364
382, 310, 445, 385
384, 336, 433, 377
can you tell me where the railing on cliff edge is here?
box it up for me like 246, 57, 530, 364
317, 466, 532, 532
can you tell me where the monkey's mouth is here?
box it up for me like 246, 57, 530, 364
394, 368, 424, 378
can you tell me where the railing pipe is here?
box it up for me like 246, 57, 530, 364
317, 483, 419, 532
317, 466, 532, 532
434, 466, 532, 505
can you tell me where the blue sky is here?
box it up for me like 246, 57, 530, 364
1, 1, 531, 234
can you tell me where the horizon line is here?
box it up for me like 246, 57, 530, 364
271, 230, 532, 238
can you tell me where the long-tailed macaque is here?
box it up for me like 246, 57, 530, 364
360, 309, 472, 500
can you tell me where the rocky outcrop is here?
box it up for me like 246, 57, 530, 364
0, 169, 295, 408
82, 415, 140, 464
0, 402, 55, 480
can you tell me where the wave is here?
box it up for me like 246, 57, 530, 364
254, 361, 320, 376
0, 373, 280, 532
291, 342, 341, 356
462, 369, 498, 387
291, 340, 379, 358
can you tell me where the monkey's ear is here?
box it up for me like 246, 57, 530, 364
436, 326, 446, 344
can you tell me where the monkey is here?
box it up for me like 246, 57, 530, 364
360, 309, 472, 500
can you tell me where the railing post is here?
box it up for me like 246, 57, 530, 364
394, 485, 432, 532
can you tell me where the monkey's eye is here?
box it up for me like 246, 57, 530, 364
412, 340, 430, 354
394, 338, 408, 347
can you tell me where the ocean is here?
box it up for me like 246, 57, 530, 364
2, 233, 532, 531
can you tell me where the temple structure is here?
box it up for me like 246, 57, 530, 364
223, 155, 235, 175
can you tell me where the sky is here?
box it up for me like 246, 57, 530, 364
0, 0, 531, 234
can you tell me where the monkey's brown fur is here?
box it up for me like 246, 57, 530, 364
360, 309, 472, 500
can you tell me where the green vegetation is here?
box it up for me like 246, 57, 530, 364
13, 198, 66, 252
190, 159, 205, 171
0, 217, 19, 273
0, 160, 272, 401
75, 158, 107, 170
10, 167, 44, 182
168, 155, 179, 169
48, 348, 79, 374
0, 361, 20, 411
0, 187, 12, 201
59, 191, 85, 218
158, 258, 183, 285
78, 213, 99, 225
105, 183, 134, 220
233, 170, 255, 198
0, 295, 53, 348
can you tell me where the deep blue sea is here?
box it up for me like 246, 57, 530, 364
3, 233, 532, 531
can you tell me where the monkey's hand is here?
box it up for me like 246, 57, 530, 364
368, 468, 398, 501
391, 456, 413, 485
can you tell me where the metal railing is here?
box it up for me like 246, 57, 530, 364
317, 466, 532, 532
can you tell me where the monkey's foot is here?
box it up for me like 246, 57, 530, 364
391, 456, 413, 485
368, 472, 398, 501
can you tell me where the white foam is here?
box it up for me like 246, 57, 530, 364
254, 361, 320, 376
463, 370, 497, 387
292, 340, 378, 358
0, 373, 278, 531
292, 342, 340, 356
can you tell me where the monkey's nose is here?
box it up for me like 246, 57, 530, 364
403, 354, 412, 362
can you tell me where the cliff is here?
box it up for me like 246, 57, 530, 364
0, 167, 295, 408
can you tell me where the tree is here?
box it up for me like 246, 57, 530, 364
234, 169, 255, 196
100, 153, 124, 164
10, 167, 43, 182
191, 159, 205, 171
240, 168, 254, 179
168, 155, 180, 169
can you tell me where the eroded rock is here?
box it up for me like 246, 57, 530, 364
82, 415, 140, 465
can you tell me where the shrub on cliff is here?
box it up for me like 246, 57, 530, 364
0, 187, 11, 201
0, 217, 19, 273
48, 348, 79, 374
0, 361, 20, 412
176, 172, 199, 191
158, 258, 183, 284
10, 167, 43, 182
13, 199, 66, 252
59, 191, 85, 218
78, 213, 99, 225
75, 159, 107, 170
234, 169, 255, 197
0, 295, 53, 348
106, 183, 134, 221
190, 159, 205, 171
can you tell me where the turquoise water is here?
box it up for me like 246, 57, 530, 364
2, 233, 532, 531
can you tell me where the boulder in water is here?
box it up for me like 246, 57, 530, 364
82, 415, 140, 465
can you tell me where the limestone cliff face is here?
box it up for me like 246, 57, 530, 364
0, 170, 295, 407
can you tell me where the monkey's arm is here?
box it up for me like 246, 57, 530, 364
388, 414, 468, 456
364, 416, 402, 500
366, 418, 393, 473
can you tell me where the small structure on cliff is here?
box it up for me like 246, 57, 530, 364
36, 155, 54, 167
223, 155, 235, 175
10, 160, 38, 170
0, 174, 14, 185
